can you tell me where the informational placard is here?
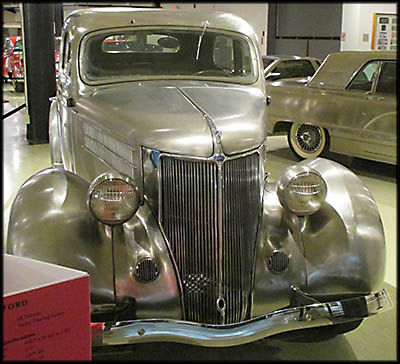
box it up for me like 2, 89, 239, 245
3, 254, 91, 361
372, 13, 397, 51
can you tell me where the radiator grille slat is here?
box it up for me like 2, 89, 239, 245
160, 153, 260, 324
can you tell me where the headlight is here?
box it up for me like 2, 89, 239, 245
277, 166, 327, 216
88, 172, 139, 225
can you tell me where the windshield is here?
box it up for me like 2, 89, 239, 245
80, 27, 258, 85
13, 39, 23, 52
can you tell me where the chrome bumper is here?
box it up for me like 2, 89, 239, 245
92, 289, 391, 347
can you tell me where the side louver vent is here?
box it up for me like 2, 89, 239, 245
134, 258, 159, 283
268, 250, 290, 273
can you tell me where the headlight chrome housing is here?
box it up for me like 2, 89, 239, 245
88, 172, 139, 225
277, 165, 327, 216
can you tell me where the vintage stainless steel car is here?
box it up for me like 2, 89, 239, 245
266, 51, 397, 164
7, 8, 391, 347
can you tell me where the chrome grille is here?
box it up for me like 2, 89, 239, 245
160, 153, 261, 324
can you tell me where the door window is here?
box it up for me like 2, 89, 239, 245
347, 61, 379, 91
375, 61, 397, 94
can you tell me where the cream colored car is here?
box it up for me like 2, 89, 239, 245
267, 51, 397, 165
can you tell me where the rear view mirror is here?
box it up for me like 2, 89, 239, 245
158, 36, 180, 49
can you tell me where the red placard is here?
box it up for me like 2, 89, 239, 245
3, 255, 91, 361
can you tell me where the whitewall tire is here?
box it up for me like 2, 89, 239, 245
288, 123, 329, 159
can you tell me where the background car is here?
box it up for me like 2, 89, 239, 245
3, 35, 60, 92
267, 51, 397, 165
3, 36, 17, 80
3, 36, 23, 91
263, 55, 321, 83
8, 36, 24, 92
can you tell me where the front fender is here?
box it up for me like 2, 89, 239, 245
7, 167, 115, 304
252, 157, 385, 316
297, 158, 386, 294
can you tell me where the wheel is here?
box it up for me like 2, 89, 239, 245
12, 80, 24, 93
288, 122, 329, 160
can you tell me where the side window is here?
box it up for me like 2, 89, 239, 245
4, 39, 12, 53
375, 61, 397, 94
262, 58, 274, 69
348, 61, 379, 92
274, 60, 316, 79
61, 33, 72, 75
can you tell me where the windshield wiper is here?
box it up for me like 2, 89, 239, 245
196, 20, 209, 60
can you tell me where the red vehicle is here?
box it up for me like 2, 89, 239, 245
3, 36, 24, 92
3, 36, 60, 92
3, 36, 18, 79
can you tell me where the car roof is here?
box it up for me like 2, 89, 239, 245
308, 51, 397, 89
64, 7, 258, 43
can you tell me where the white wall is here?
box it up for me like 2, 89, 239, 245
63, 2, 396, 53
160, 3, 268, 54
341, 3, 397, 51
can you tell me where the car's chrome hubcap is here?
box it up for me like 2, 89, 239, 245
296, 125, 322, 152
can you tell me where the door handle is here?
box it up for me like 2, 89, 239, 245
365, 96, 385, 101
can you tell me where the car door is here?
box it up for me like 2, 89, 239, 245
346, 60, 397, 162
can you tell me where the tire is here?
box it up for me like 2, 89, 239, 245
288, 122, 330, 160
12, 80, 24, 93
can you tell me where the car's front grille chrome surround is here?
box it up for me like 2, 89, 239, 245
159, 151, 262, 324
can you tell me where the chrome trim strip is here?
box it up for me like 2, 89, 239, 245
216, 161, 225, 323
92, 289, 392, 347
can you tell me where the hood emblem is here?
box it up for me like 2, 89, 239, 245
213, 154, 225, 162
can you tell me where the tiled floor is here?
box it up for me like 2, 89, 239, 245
2, 82, 397, 360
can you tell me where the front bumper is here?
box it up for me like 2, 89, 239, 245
92, 289, 391, 347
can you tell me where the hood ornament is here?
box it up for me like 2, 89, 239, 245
176, 87, 225, 160
212, 128, 225, 162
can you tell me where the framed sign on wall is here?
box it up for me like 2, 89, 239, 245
371, 13, 397, 51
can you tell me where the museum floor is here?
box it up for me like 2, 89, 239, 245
3, 83, 397, 360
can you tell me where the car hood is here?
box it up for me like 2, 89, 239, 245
76, 82, 267, 158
